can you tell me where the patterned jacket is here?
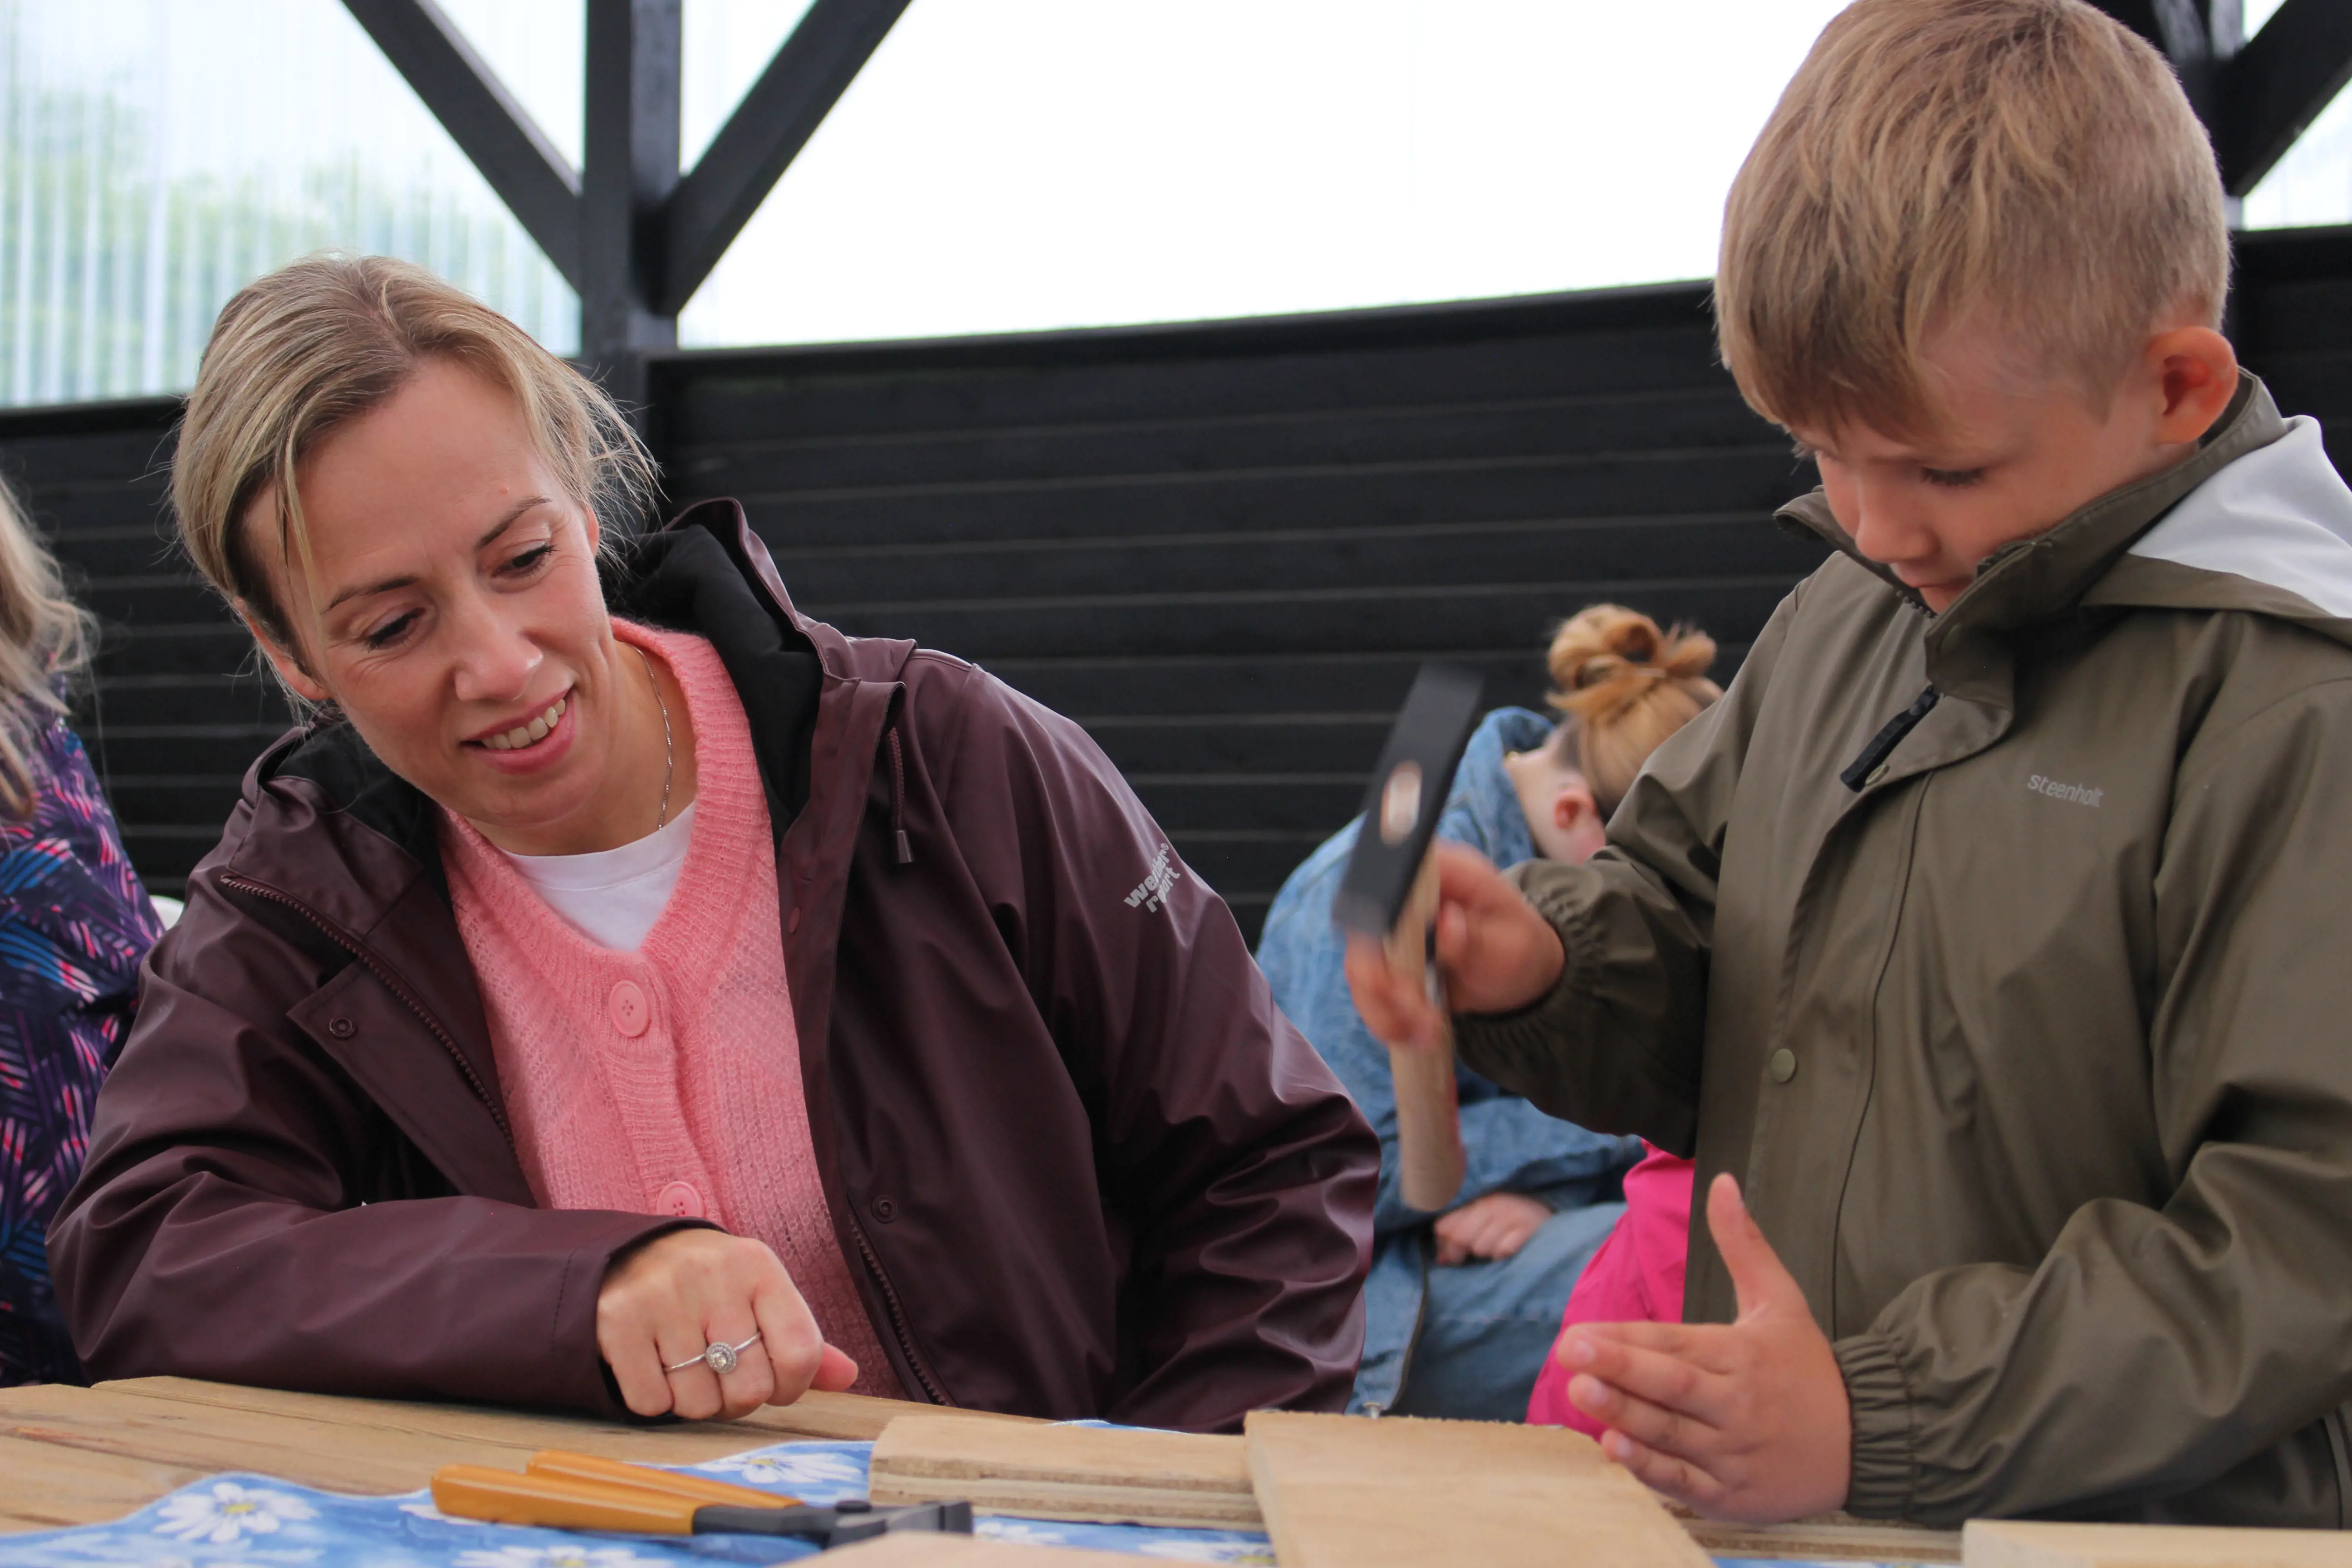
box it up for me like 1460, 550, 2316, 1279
0, 715, 162, 1384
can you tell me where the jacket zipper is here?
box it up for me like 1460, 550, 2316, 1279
848, 1212, 951, 1405
218, 872, 513, 1145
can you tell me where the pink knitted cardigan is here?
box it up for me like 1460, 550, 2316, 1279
440, 619, 897, 1396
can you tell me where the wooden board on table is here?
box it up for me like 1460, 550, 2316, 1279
868, 1415, 1259, 1530
1244, 1410, 1710, 1568
103, 1376, 1028, 1447
828, 1537, 1150, 1568
1686, 1511, 1961, 1563
0, 1431, 209, 1532
1965, 1520, 2352, 1568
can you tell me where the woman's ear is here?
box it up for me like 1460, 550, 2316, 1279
237, 605, 332, 706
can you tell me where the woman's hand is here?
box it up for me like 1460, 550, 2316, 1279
1433, 1191, 1553, 1265
597, 1229, 859, 1420
1343, 842, 1567, 1049
1559, 1175, 1852, 1522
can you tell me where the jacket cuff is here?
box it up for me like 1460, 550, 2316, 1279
1835, 1331, 1917, 1519
1451, 863, 1592, 1067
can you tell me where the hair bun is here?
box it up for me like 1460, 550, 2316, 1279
1547, 605, 1717, 725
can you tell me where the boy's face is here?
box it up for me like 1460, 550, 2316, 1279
1788, 321, 2239, 613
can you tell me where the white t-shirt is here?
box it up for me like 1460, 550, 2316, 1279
497, 802, 696, 951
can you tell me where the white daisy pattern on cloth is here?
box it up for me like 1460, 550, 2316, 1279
0, 1442, 1294, 1568
453, 1546, 666, 1568
688, 1447, 866, 1496
974, 1522, 1073, 1546
1136, 1541, 1278, 1564
153, 1484, 318, 1545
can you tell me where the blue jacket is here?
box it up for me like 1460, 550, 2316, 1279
0, 717, 162, 1384
1257, 707, 1642, 1409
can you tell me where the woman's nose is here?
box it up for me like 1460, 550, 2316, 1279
447, 601, 543, 703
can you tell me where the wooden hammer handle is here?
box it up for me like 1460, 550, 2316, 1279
1382, 856, 1465, 1212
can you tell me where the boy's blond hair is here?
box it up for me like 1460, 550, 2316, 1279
1716, 0, 2230, 440
172, 255, 657, 660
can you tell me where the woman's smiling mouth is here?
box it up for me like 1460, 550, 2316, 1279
477, 696, 568, 752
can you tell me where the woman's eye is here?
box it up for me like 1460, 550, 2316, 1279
1922, 466, 1987, 489
362, 612, 420, 650
502, 543, 555, 576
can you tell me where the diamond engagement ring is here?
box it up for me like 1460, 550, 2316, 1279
666, 1333, 762, 1376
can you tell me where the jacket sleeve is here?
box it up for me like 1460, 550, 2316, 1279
958, 677, 1380, 1429
48, 859, 697, 1415
1836, 678, 2352, 1524
1451, 589, 1803, 1153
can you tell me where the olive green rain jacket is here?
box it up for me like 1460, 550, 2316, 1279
1455, 377, 2352, 1527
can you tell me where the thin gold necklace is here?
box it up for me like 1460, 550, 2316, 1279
633, 645, 675, 830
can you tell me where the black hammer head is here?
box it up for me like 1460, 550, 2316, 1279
1332, 663, 1485, 937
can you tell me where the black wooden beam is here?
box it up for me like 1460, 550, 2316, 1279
340, 0, 582, 288
2218, 0, 2352, 195
652, 0, 913, 315
580, 0, 681, 405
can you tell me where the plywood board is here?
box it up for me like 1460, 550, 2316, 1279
827, 1538, 1147, 1568
867, 1415, 1259, 1530
1686, 1511, 1960, 1563
1245, 1410, 1711, 1568
100, 1376, 1032, 1447
1965, 1520, 2352, 1568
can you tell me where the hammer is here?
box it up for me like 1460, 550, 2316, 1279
1333, 663, 1485, 1212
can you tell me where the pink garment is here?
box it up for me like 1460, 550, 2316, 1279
441, 619, 897, 1396
1526, 1144, 1695, 1431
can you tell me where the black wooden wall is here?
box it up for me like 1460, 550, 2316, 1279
5, 225, 2348, 940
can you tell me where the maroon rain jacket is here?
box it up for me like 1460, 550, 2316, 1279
49, 501, 1377, 1429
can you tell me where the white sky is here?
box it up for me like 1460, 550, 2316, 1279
12, 0, 2350, 358
453, 0, 1854, 345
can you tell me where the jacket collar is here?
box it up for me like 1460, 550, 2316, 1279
1777, 374, 2286, 705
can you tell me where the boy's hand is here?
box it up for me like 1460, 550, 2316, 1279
1561, 1174, 1851, 1523
1343, 842, 1566, 1050
1433, 1190, 1552, 1265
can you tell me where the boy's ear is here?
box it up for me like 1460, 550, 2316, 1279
2146, 325, 2239, 446
238, 604, 332, 706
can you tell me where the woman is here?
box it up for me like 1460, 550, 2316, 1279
1256, 606, 1717, 1420
0, 477, 165, 1385
48, 256, 1376, 1428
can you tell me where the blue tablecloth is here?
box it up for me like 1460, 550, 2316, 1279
0, 1434, 1878, 1567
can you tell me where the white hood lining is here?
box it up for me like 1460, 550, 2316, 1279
2127, 416, 2352, 618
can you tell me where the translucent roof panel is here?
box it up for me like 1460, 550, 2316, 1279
436, 0, 584, 172
0, 0, 577, 410
2240, 0, 2351, 234
678, 0, 1849, 348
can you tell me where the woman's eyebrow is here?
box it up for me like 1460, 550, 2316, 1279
321, 497, 554, 613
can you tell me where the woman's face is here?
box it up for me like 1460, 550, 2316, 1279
244, 358, 640, 853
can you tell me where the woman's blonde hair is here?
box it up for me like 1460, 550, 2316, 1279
1716, 0, 2230, 440
1545, 605, 1720, 815
171, 254, 658, 657
0, 475, 93, 816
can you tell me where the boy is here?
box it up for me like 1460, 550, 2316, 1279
1351, 0, 2352, 1529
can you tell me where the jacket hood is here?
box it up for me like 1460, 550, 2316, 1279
2085, 413, 2352, 648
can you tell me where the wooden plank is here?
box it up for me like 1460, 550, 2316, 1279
1243, 1410, 1710, 1568
101, 1376, 1032, 1446
1686, 1512, 1960, 1563
0, 1432, 208, 1534
867, 1415, 1258, 1531
1964, 1520, 2352, 1568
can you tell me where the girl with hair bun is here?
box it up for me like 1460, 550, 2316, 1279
1259, 604, 1719, 1420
